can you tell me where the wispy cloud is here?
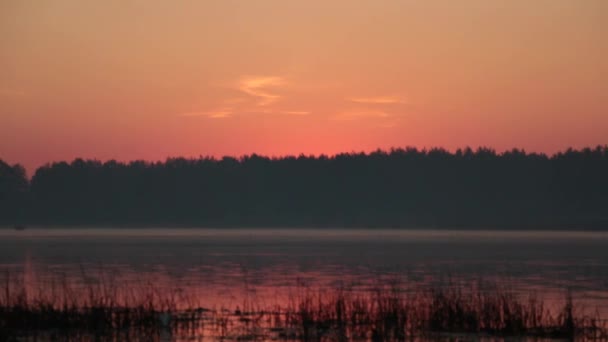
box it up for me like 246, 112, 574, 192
332, 110, 390, 121
245, 109, 310, 116
281, 110, 310, 115
348, 96, 406, 104
179, 108, 232, 119
206, 110, 232, 119
238, 76, 285, 106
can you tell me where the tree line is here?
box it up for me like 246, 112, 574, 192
1, 146, 607, 228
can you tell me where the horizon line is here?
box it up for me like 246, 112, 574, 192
4, 144, 607, 174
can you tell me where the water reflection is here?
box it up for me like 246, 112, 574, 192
1, 228, 608, 340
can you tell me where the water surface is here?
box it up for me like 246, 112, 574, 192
1, 228, 607, 313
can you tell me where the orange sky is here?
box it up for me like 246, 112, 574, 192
1, 0, 607, 174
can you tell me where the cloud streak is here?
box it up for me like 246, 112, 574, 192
179, 108, 232, 119
348, 96, 406, 104
281, 110, 310, 115
238, 76, 285, 106
332, 110, 390, 121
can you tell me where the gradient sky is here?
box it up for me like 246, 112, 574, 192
1, 0, 607, 173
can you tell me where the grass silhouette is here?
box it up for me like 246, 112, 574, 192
1, 272, 606, 341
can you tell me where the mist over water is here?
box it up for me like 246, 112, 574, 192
1, 228, 607, 314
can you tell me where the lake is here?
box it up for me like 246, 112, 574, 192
1, 228, 607, 317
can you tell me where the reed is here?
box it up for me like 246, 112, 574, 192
0, 272, 606, 341
0, 270, 206, 341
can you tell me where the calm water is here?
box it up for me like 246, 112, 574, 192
1, 228, 607, 313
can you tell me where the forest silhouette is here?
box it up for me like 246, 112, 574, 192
1, 146, 607, 228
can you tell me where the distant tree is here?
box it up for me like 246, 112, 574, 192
12, 145, 608, 228
0, 160, 29, 224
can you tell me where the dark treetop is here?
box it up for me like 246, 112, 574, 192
2, 146, 607, 228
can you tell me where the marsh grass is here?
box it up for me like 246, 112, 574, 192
0, 270, 208, 341
276, 285, 607, 341
0, 271, 606, 341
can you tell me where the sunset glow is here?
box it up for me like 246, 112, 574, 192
1, 0, 607, 172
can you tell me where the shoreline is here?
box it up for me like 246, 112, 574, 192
3, 224, 608, 231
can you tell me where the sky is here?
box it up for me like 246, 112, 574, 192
1, 0, 607, 173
